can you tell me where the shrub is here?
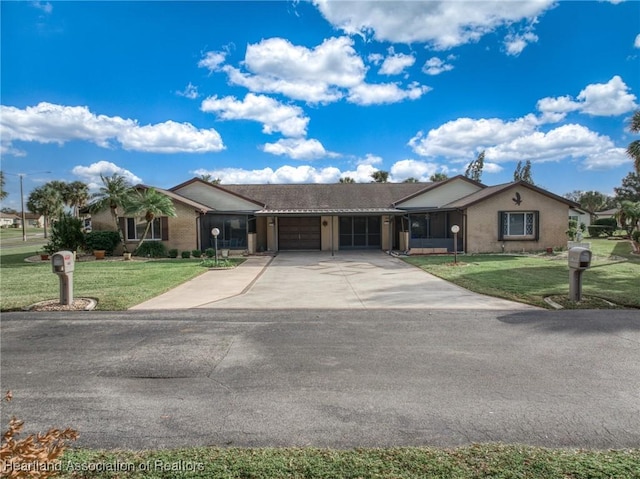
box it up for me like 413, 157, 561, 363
168, 248, 178, 258
181, 251, 191, 259
85, 230, 121, 254
566, 219, 578, 240
135, 241, 167, 258
191, 249, 202, 258
633, 230, 640, 243
43, 213, 85, 254
204, 247, 215, 258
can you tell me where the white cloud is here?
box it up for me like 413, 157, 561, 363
635, 33, 640, 48
176, 82, 199, 100
504, 31, 539, 56
31, 1, 53, 14
263, 138, 336, 160
340, 163, 381, 183
409, 115, 540, 159
220, 36, 365, 104
389, 159, 441, 182
357, 153, 383, 166
368, 53, 384, 65
378, 48, 415, 75
313, 0, 555, 49
117, 120, 224, 153
347, 81, 430, 105
72, 161, 142, 191
198, 51, 227, 72
409, 110, 629, 171
422, 57, 454, 75
484, 124, 623, 164
537, 76, 637, 120
193, 165, 342, 184
201, 93, 309, 137
0, 102, 225, 154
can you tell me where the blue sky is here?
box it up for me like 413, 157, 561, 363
1, 0, 639, 210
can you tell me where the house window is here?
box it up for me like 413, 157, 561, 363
499, 211, 538, 240
126, 217, 162, 241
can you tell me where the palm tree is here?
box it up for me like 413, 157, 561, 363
89, 174, 134, 250
616, 200, 640, 237
627, 110, 640, 174
26, 184, 63, 238
65, 181, 89, 218
125, 187, 176, 253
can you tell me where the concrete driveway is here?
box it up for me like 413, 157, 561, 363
196, 251, 536, 310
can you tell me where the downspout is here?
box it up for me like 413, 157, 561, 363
331, 215, 334, 257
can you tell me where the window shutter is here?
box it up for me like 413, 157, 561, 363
498, 211, 505, 241
534, 211, 540, 241
161, 217, 169, 241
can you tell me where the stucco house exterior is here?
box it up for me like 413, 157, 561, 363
89, 175, 578, 255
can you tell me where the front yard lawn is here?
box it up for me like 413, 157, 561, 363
58, 445, 640, 479
403, 239, 639, 309
0, 248, 218, 311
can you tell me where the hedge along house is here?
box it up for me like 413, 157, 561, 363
89, 175, 577, 255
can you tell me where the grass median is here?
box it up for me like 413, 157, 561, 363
403, 238, 639, 309
56, 445, 640, 479
0, 246, 221, 311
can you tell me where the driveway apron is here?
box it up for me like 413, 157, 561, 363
199, 251, 537, 310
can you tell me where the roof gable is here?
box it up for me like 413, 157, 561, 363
394, 176, 485, 208
171, 178, 265, 211
443, 181, 579, 209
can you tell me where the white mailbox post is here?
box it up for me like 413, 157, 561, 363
568, 246, 592, 302
51, 250, 75, 305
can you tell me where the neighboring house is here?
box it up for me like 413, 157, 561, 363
569, 207, 591, 228
10, 212, 45, 227
0, 212, 19, 227
90, 175, 578, 255
594, 208, 620, 226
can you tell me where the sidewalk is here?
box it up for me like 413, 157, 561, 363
129, 256, 273, 310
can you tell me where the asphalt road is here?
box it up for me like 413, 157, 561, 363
1, 308, 639, 450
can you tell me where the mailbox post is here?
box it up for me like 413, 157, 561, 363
568, 246, 592, 302
51, 251, 75, 305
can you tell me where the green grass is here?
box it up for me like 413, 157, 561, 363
0, 249, 212, 311
403, 239, 639, 309
54, 445, 640, 478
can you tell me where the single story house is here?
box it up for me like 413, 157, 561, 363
0, 212, 19, 227
90, 175, 578, 255
569, 207, 591, 228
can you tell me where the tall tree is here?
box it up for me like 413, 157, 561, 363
513, 160, 534, 184
616, 200, 640, 236
26, 184, 63, 238
370, 170, 389, 183
429, 172, 448, 182
125, 187, 176, 252
65, 181, 89, 218
465, 151, 484, 182
402, 177, 419, 183
578, 191, 610, 213
89, 173, 134, 251
614, 172, 640, 203
0, 171, 7, 200
339, 177, 355, 183
626, 110, 640, 174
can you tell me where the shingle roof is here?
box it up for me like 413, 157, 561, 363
221, 183, 430, 211
442, 181, 578, 209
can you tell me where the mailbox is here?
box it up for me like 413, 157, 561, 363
568, 247, 591, 270
50, 251, 75, 305
51, 251, 75, 274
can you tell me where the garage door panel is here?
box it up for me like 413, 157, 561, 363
278, 217, 320, 250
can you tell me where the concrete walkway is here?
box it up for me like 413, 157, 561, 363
130, 251, 537, 310
129, 256, 273, 310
